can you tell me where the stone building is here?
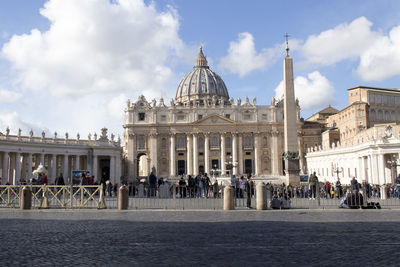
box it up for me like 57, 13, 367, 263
123, 48, 302, 182
0, 128, 122, 185
306, 86, 400, 185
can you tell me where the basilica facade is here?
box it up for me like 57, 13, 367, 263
123, 48, 302, 181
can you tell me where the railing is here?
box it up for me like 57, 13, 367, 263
0, 185, 106, 209
1, 183, 399, 210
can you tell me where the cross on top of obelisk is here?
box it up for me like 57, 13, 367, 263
284, 33, 290, 56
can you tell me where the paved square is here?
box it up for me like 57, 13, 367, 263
0, 209, 399, 266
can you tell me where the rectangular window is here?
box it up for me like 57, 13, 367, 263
198, 115, 203, 120
244, 114, 251, 120
138, 113, 145, 121
160, 115, 167, 122
262, 114, 268, 120
177, 115, 185, 121
225, 114, 230, 119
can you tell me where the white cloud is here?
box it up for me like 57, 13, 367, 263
0, 0, 190, 137
0, 89, 21, 102
275, 71, 335, 110
357, 25, 400, 81
299, 16, 400, 81
219, 32, 282, 77
1, 0, 185, 98
0, 112, 49, 135
300, 16, 377, 66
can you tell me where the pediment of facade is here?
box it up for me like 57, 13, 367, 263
195, 114, 235, 125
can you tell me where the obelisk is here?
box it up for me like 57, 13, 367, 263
283, 34, 300, 185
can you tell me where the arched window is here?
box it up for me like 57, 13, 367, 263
161, 138, 167, 149
177, 137, 185, 148
263, 136, 268, 148
211, 136, 218, 147
225, 137, 231, 147
370, 109, 376, 121
138, 137, 145, 149
244, 136, 251, 148
198, 137, 204, 148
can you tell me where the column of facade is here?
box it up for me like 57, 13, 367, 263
254, 133, 260, 176
238, 134, 243, 175
110, 155, 115, 184
51, 154, 57, 180
271, 131, 280, 175
204, 133, 210, 175
169, 134, 176, 177
377, 154, 386, 185
186, 134, 192, 175
2, 152, 8, 184
150, 133, 158, 174
27, 153, 33, 182
15, 152, 21, 184
220, 133, 226, 176
193, 133, 198, 176
92, 155, 98, 182
63, 155, 69, 182
128, 134, 137, 179
232, 133, 238, 176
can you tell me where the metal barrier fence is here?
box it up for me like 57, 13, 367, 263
0, 185, 106, 209
1, 183, 399, 210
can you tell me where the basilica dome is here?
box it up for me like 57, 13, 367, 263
175, 47, 229, 105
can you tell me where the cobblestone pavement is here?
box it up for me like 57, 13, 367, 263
1, 209, 400, 266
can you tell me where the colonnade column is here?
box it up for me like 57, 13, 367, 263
378, 154, 385, 185
63, 155, 69, 182
27, 153, 33, 182
220, 134, 226, 176
110, 155, 115, 184
92, 155, 98, 183
360, 157, 366, 182
51, 154, 57, 180
40, 153, 45, 166
75, 155, 80, 171
232, 133, 238, 176
238, 134, 243, 175
193, 133, 198, 176
186, 134, 192, 175
14, 152, 21, 184
2, 152, 8, 184
169, 133, 176, 177
204, 133, 210, 175
254, 133, 260, 176
367, 155, 373, 184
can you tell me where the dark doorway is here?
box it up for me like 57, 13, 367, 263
211, 159, 219, 170
199, 165, 204, 175
245, 159, 252, 175
178, 160, 185, 175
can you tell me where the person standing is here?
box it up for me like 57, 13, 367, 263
246, 174, 252, 209
308, 172, 318, 200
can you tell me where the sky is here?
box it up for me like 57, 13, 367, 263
1, 0, 400, 139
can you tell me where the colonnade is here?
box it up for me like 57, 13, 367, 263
308, 152, 400, 185
0, 151, 121, 185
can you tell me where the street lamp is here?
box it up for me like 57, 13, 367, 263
332, 163, 342, 180
387, 154, 399, 184
225, 156, 238, 178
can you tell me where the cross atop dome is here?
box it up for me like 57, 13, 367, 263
195, 46, 208, 68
